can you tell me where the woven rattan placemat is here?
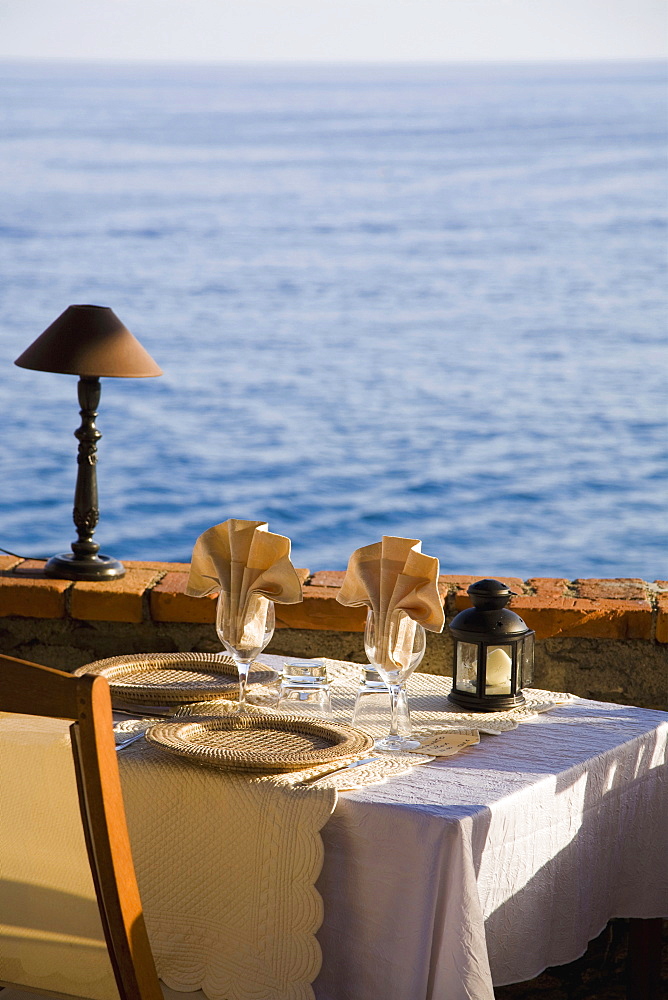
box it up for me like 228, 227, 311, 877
74, 652, 277, 704
145, 714, 374, 772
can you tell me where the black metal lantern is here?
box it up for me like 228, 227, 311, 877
448, 579, 534, 712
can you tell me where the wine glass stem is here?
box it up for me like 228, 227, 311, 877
389, 683, 402, 737
237, 661, 251, 708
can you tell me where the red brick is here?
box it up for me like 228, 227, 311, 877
1, 558, 660, 645
0, 555, 21, 572
150, 567, 310, 624
122, 560, 191, 572
150, 572, 216, 624
12, 559, 51, 574
570, 598, 651, 639
506, 596, 576, 640
70, 568, 160, 623
275, 585, 367, 632
481, 594, 652, 641
574, 578, 648, 601
526, 578, 571, 598
312, 569, 447, 600
310, 570, 346, 588
0, 577, 71, 618
440, 575, 526, 610
0, 560, 71, 618
656, 590, 668, 644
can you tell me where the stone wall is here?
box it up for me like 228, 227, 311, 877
1, 556, 666, 710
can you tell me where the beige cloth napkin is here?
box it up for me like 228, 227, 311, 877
336, 536, 444, 671
186, 519, 303, 648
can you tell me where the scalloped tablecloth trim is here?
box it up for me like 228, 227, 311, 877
118, 739, 336, 1000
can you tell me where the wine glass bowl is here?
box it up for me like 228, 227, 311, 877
364, 608, 426, 751
216, 591, 275, 711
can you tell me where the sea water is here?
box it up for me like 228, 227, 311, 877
0, 60, 666, 577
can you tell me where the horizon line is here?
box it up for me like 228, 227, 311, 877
0, 54, 666, 68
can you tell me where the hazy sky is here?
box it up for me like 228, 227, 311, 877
0, 0, 666, 63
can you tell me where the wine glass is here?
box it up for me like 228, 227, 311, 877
364, 608, 426, 751
216, 591, 275, 712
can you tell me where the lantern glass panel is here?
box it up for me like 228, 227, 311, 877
456, 641, 479, 693
521, 633, 534, 686
484, 644, 513, 696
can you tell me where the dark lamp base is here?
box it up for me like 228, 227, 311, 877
44, 552, 126, 581
448, 689, 526, 712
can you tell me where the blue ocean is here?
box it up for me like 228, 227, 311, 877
0, 60, 666, 578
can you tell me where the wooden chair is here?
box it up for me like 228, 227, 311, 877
0, 653, 198, 1000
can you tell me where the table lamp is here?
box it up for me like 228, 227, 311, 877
448, 579, 534, 711
14, 304, 162, 581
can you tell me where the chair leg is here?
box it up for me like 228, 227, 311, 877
626, 918, 664, 1000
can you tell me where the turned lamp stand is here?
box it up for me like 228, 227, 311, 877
45, 376, 125, 580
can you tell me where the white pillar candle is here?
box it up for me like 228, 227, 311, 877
485, 645, 512, 686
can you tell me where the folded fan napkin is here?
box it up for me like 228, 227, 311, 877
336, 536, 444, 671
186, 519, 303, 648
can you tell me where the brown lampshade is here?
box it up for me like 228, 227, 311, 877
14, 304, 162, 378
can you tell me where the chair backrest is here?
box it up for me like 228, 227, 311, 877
0, 653, 162, 1000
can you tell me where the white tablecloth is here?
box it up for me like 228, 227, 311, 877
118, 666, 667, 1000
313, 692, 668, 1000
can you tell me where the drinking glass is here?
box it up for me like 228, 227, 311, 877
216, 591, 275, 712
364, 608, 426, 751
352, 667, 411, 736
277, 659, 332, 718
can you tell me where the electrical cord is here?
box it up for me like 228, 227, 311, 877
0, 547, 47, 561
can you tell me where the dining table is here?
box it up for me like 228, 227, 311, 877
112, 654, 667, 1000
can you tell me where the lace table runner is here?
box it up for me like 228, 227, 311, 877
141, 657, 575, 789
327, 662, 575, 735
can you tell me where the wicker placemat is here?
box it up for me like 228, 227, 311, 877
145, 714, 374, 772
74, 652, 277, 705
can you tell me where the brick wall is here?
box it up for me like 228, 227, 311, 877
1, 555, 666, 709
